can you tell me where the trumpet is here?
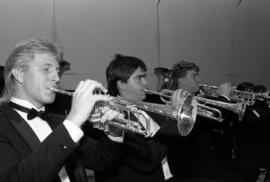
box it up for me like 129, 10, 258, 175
197, 103, 223, 123
144, 89, 223, 122
195, 85, 247, 120
50, 87, 151, 136
51, 87, 195, 136
199, 84, 270, 105
194, 96, 246, 121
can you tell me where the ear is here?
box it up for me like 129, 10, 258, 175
11, 68, 24, 83
177, 77, 187, 88
177, 77, 183, 84
117, 80, 126, 93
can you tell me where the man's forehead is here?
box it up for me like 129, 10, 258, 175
187, 69, 199, 75
132, 67, 146, 76
28, 57, 59, 73
33, 53, 59, 64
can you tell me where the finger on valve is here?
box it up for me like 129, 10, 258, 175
100, 107, 124, 137
67, 80, 109, 127
99, 106, 122, 123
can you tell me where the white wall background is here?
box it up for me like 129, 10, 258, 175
0, 0, 269, 90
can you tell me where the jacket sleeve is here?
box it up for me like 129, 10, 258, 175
122, 134, 168, 173
76, 134, 123, 172
147, 111, 182, 137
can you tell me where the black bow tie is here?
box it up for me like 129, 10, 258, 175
9, 102, 49, 120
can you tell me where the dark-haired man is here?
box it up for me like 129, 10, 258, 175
95, 55, 225, 182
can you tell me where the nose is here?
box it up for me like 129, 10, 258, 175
142, 77, 148, 85
52, 70, 60, 83
196, 77, 201, 84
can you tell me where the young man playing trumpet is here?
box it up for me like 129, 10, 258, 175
169, 60, 254, 182
95, 54, 174, 182
0, 39, 125, 182
95, 54, 224, 182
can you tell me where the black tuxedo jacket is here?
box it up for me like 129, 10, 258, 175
95, 133, 168, 182
94, 110, 184, 182
0, 103, 123, 182
235, 103, 270, 167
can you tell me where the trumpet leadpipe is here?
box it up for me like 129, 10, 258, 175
50, 87, 73, 96
50, 87, 108, 96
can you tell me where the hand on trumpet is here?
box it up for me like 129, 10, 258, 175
216, 82, 233, 100
171, 88, 191, 108
66, 79, 122, 128
134, 111, 161, 138
94, 106, 125, 138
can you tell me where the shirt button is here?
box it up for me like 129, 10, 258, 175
59, 144, 67, 151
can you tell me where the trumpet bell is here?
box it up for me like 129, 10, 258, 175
142, 94, 195, 136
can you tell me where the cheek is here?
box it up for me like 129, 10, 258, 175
24, 76, 37, 89
191, 79, 197, 85
129, 82, 139, 90
125, 85, 135, 95
25, 75, 45, 92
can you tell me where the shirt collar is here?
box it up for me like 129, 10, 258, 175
10, 97, 45, 111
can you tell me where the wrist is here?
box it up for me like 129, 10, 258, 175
66, 114, 85, 128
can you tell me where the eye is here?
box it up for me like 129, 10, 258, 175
42, 66, 55, 73
43, 67, 51, 72
193, 74, 199, 79
138, 76, 146, 81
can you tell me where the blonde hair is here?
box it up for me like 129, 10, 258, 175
0, 38, 61, 104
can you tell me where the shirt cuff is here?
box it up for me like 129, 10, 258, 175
220, 95, 231, 102
63, 120, 84, 143
107, 134, 124, 143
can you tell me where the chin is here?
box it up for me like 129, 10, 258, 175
44, 95, 56, 104
141, 93, 146, 99
193, 87, 200, 93
142, 95, 146, 100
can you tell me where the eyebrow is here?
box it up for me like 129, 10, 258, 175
42, 62, 60, 68
136, 73, 146, 77
40, 63, 60, 71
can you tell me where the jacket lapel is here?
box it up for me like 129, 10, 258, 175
2, 104, 41, 152
45, 113, 64, 129
1, 104, 87, 182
